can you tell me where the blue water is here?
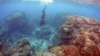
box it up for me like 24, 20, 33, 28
0, 1, 100, 21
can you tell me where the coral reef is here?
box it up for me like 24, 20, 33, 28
36, 52, 56, 56
58, 15, 100, 56
49, 45, 79, 56
0, 13, 100, 56
4, 38, 34, 56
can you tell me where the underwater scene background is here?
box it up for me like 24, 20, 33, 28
0, 0, 100, 56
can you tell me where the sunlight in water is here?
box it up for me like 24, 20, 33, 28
40, 0, 54, 4
22, 0, 54, 4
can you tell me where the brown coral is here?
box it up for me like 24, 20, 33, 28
49, 45, 80, 56
58, 15, 100, 56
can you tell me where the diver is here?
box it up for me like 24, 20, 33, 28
40, 5, 47, 26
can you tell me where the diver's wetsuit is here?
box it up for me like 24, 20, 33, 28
40, 5, 46, 26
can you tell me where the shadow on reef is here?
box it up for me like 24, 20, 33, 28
0, 11, 100, 56
5, 11, 34, 35
0, 11, 35, 46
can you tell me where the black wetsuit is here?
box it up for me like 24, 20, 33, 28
40, 5, 46, 26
